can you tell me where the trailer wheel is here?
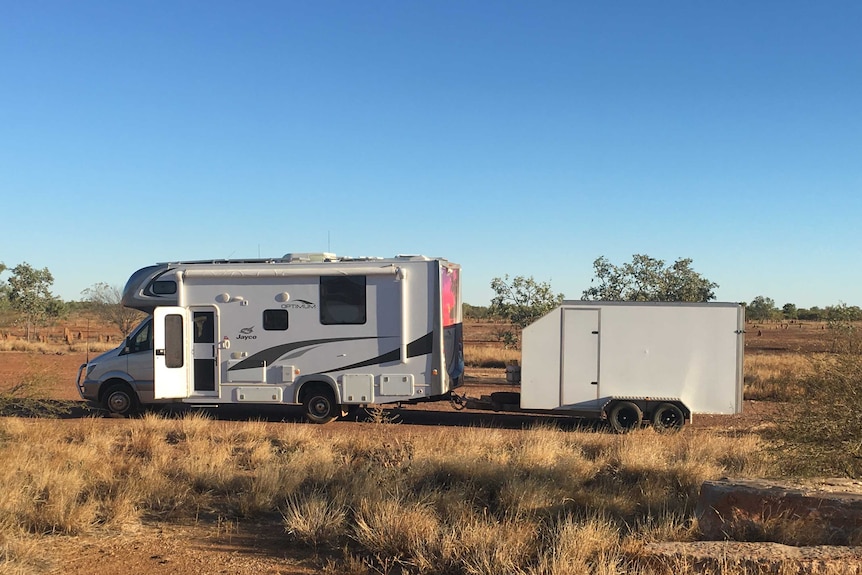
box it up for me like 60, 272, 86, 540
302, 385, 339, 424
101, 382, 140, 417
651, 403, 685, 432
608, 401, 643, 433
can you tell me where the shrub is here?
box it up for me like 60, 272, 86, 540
773, 353, 862, 477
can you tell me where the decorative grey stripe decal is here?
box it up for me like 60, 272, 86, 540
229, 332, 435, 373
229, 337, 386, 371
407, 331, 433, 358
318, 348, 402, 373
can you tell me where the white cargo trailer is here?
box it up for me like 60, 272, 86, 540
467, 301, 744, 431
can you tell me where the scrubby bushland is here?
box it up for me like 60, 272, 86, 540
774, 353, 862, 478
0, 413, 771, 574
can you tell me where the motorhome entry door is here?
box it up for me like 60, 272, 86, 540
191, 307, 218, 395
154, 306, 191, 399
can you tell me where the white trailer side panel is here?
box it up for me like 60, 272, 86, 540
520, 302, 744, 414
520, 307, 562, 409
595, 303, 742, 414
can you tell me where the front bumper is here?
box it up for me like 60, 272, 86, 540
76, 364, 99, 402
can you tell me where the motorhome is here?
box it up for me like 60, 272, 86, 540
77, 253, 463, 422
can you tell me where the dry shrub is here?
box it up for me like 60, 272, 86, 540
774, 353, 862, 477
535, 514, 622, 575
283, 492, 347, 547
451, 513, 538, 575
352, 497, 440, 559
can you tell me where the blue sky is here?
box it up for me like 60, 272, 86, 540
2, 1, 860, 308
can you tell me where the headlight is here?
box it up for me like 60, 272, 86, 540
86, 364, 97, 377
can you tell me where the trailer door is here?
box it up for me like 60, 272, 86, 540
153, 306, 190, 399
560, 308, 600, 405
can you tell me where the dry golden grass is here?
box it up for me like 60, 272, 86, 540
0, 413, 777, 574
0, 340, 116, 354
743, 352, 815, 401
465, 343, 520, 368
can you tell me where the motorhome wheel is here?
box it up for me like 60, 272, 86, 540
102, 383, 140, 417
302, 385, 339, 424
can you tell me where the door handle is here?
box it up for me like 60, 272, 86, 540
156, 349, 166, 356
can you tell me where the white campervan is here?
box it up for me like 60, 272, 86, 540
77, 254, 463, 423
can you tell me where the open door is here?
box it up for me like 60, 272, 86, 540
153, 306, 190, 399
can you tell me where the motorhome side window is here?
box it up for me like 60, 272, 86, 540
150, 280, 177, 295
127, 319, 153, 354
319, 276, 366, 325
263, 309, 289, 331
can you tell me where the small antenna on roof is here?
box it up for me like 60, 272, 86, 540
328, 231, 331, 253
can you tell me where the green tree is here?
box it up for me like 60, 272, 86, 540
746, 296, 777, 322
581, 254, 718, 302
462, 303, 491, 321
0, 261, 8, 310
81, 283, 146, 337
489, 275, 564, 347
825, 302, 862, 354
7, 262, 63, 340
798, 307, 823, 321
782, 303, 798, 320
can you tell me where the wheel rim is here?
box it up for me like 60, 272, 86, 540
310, 396, 331, 418
616, 407, 639, 428
655, 405, 683, 429
610, 401, 642, 432
108, 391, 131, 413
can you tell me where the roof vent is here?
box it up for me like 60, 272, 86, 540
282, 252, 337, 262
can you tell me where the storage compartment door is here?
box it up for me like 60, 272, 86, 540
153, 307, 191, 399
561, 308, 600, 404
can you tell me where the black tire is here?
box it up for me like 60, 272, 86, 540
607, 401, 643, 433
651, 402, 685, 432
101, 382, 140, 417
302, 385, 339, 424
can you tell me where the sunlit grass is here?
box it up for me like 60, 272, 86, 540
0, 414, 773, 574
